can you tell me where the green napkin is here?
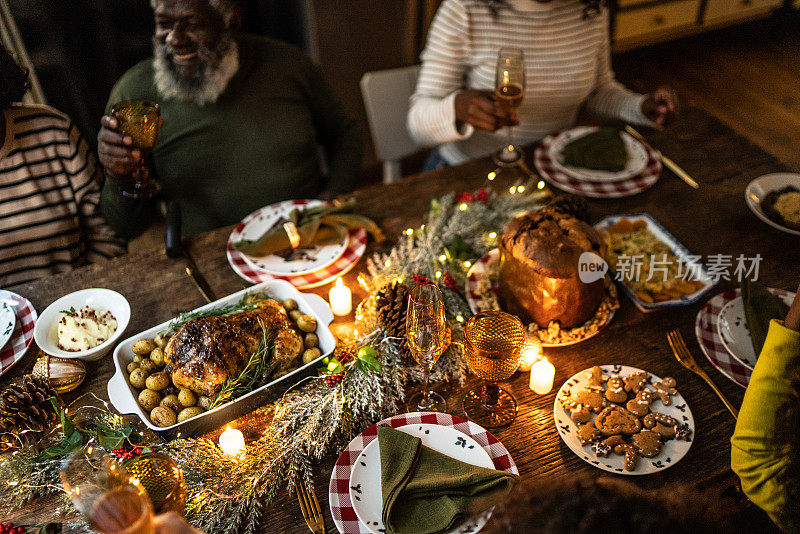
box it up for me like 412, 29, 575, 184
560, 127, 628, 172
232, 198, 384, 257
741, 278, 789, 355
378, 425, 518, 534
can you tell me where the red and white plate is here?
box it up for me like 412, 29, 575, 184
695, 287, 793, 388
534, 132, 661, 198
227, 200, 367, 289
0, 290, 37, 377
329, 411, 518, 534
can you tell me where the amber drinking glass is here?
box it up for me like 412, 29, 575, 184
493, 48, 525, 166
111, 100, 162, 199
124, 453, 186, 515
462, 311, 525, 428
405, 283, 448, 412
61, 448, 155, 534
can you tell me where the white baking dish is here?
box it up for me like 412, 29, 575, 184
107, 280, 335, 439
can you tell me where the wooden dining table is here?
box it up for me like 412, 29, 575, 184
3, 105, 798, 532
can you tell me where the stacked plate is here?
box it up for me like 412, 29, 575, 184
534, 126, 661, 198
0, 289, 37, 378
227, 199, 367, 289
694, 287, 795, 388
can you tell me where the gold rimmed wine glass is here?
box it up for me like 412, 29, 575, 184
462, 311, 525, 428
493, 47, 525, 167
405, 283, 448, 412
61, 447, 155, 534
111, 100, 162, 199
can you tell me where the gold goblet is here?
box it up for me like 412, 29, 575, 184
124, 453, 186, 515
462, 311, 525, 428
111, 100, 162, 199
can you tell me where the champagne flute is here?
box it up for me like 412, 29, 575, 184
111, 100, 162, 199
61, 448, 155, 534
462, 311, 525, 428
493, 48, 525, 166
405, 283, 448, 412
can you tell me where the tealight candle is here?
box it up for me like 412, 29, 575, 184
219, 426, 245, 457
329, 277, 352, 316
529, 357, 555, 394
518, 338, 542, 372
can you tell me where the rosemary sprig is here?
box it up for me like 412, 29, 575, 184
209, 320, 275, 409
167, 291, 272, 333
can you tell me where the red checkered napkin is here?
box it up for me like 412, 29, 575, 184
534, 135, 661, 198
0, 290, 37, 377
329, 411, 518, 534
226, 199, 367, 289
695, 290, 751, 388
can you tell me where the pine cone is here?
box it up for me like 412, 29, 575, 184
376, 282, 412, 359
0, 375, 60, 449
548, 195, 590, 222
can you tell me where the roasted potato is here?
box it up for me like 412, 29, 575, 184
150, 406, 177, 427
129, 368, 149, 389
139, 358, 157, 375
289, 309, 303, 321
145, 372, 170, 391
132, 339, 157, 355
154, 333, 170, 348
282, 298, 298, 311
177, 406, 205, 423
178, 388, 197, 408
304, 333, 319, 349
302, 347, 321, 365
197, 396, 213, 410
133, 354, 143, 364
150, 347, 166, 367
161, 394, 182, 413
138, 389, 161, 411
296, 315, 317, 333
127, 361, 140, 374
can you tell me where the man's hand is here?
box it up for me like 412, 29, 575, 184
641, 86, 679, 129
97, 115, 141, 179
454, 89, 517, 132
785, 280, 800, 332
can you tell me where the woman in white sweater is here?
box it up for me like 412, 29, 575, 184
408, 0, 677, 167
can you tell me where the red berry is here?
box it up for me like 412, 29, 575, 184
14, 527, 23, 534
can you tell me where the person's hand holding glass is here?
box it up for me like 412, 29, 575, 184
405, 283, 448, 412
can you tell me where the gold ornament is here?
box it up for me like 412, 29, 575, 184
32, 352, 86, 394
125, 453, 186, 515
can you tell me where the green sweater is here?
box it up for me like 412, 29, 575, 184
100, 34, 362, 238
731, 319, 800, 530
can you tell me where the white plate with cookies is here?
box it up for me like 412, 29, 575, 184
554, 365, 694, 475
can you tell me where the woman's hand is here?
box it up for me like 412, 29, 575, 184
641, 86, 679, 129
785, 280, 800, 332
454, 90, 518, 132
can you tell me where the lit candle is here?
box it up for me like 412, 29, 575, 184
529, 357, 555, 394
328, 277, 352, 316
219, 426, 245, 457
518, 338, 542, 372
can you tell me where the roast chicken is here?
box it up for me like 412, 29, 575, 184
164, 299, 304, 397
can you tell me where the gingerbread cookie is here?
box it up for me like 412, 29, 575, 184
632, 430, 662, 458
594, 405, 642, 435
613, 444, 640, 471
586, 365, 607, 390
578, 423, 603, 445
653, 377, 678, 405
574, 389, 607, 413
623, 371, 649, 393
605, 375, 627, 404
570, 405, 592, 423
643, 412, 679, 439
626, 388, 654, 417
604, 435, 625, 448
592, 441, 613, 457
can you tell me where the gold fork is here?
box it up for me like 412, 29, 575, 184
297, 482, 326, 534
667, 330, 738, 419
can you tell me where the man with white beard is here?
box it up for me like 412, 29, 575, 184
98, 0, 362, 238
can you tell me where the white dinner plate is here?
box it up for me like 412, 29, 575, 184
0, 299, 16, 351
554, 365, 694, 475
548, 126, 649, 183
716, 290, 795, 369
745, 173, 800, 236
348, 423, 495, 534
236, 199, 349, 276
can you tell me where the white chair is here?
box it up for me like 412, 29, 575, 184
360, 65, 421, 184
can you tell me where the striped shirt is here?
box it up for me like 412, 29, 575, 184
408, 0, 652, 164
0, 104, 125, 288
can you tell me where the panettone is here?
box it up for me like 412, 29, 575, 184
498, 206, 606, 328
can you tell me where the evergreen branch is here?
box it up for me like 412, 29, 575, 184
166, 291, 272, 333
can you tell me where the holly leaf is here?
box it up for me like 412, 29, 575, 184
96, 423, 140, 450
358, 353, 381, 373
31, 523, 62, 534
318, 355, 343, 376
35, 430, 83, 461
50, 398, 74, 437
58, 306, 76, 317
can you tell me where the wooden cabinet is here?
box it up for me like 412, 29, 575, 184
614, 0, 701, 49
704, 0, 783, 25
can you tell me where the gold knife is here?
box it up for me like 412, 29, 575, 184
625, 125, 699, 190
